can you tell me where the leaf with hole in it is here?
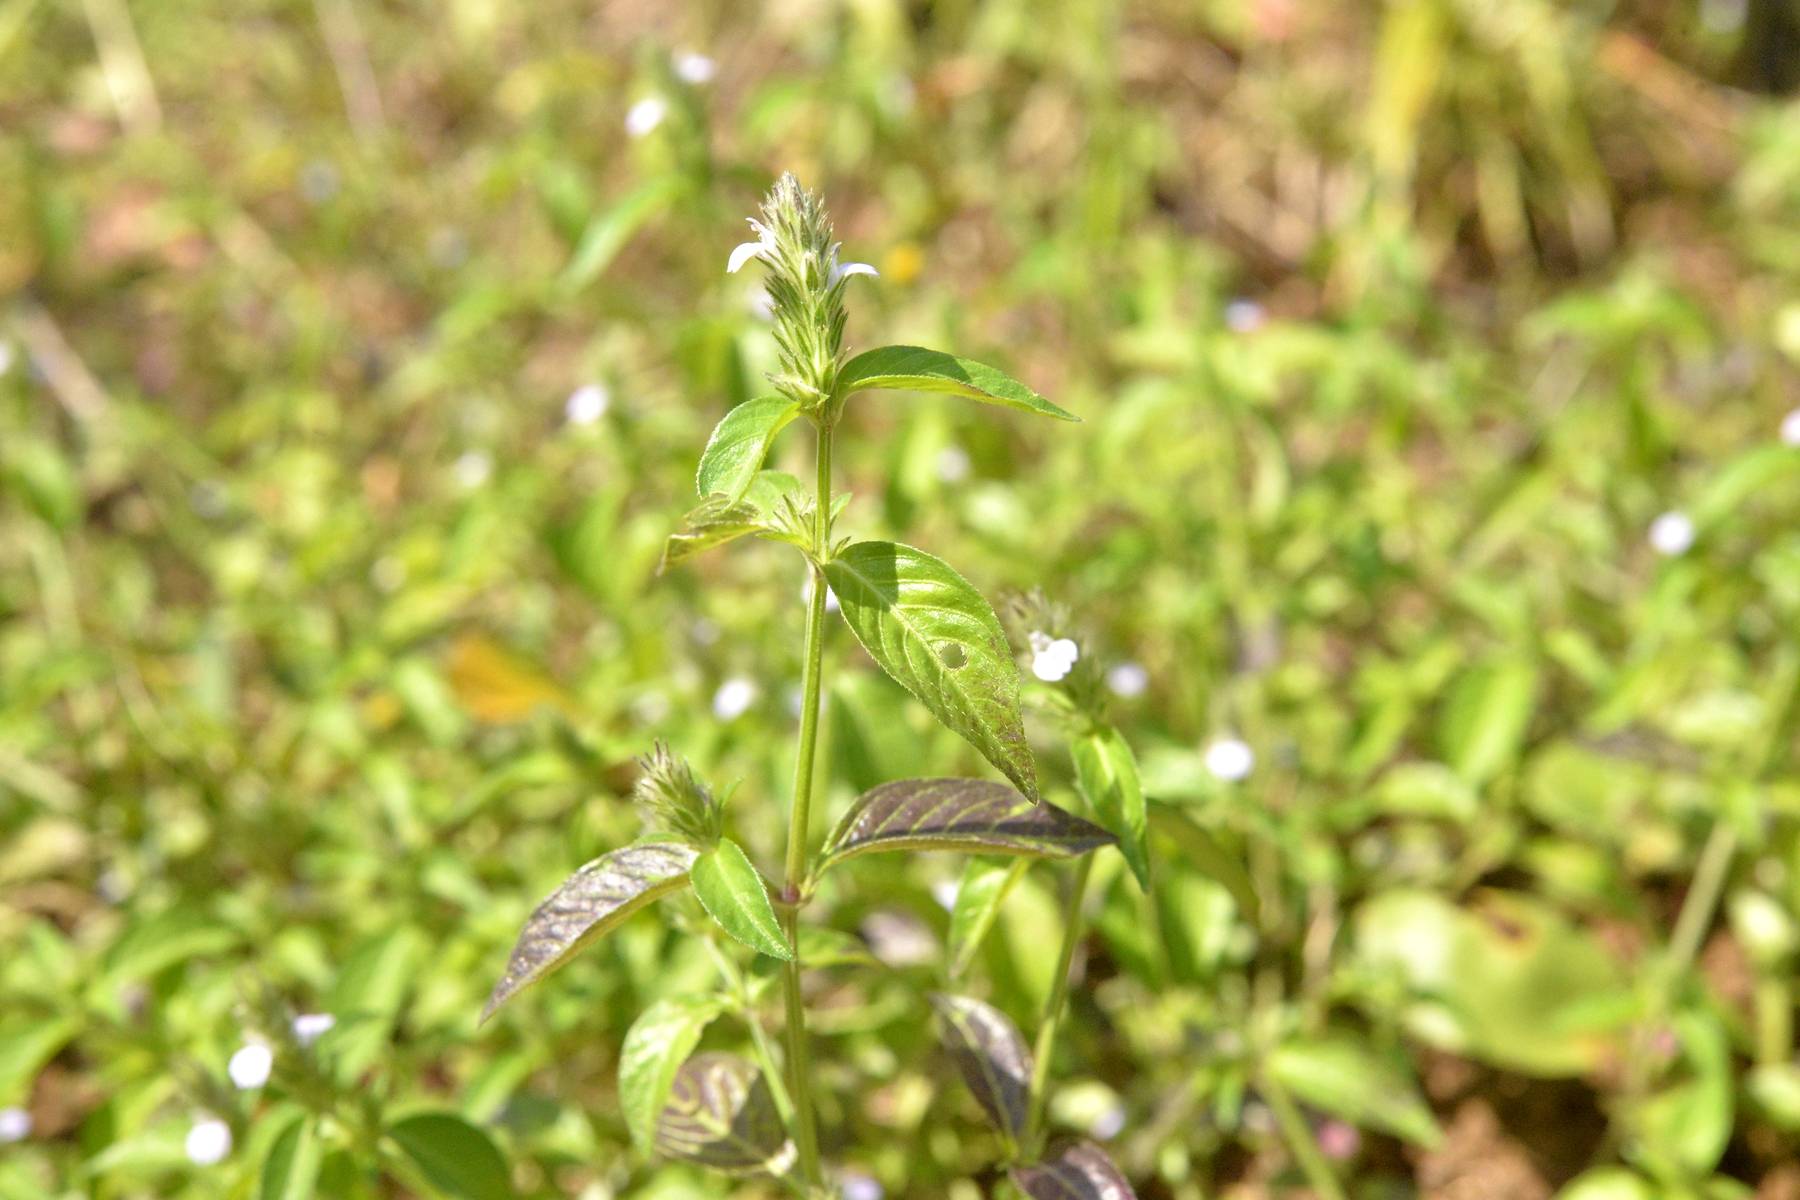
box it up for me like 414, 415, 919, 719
689, 838, 792, 960
482, 843, 697, 1022
948, 857, 1030, 978
1010, 1141, 1139, 1200
931, 993, 1033, 1141
824, 541, 1037, 800
837, 345, 1078, 422
1267, 1034, 1442, 1148
696, 396, 803, 502
619, 994, 730, 1153
655, 1053, 795, 1176
1073, 727, 1148, 890
820, 779, 1112, 874
386, 1112, 513, 1200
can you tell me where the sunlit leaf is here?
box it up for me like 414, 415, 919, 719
1072, 727, 1148, 889
386, 1112, 513, 1200
447, 633, 572, 723
689, 837, 792, 960
1009, 1140, 1139, 1200
820, 779, 1112, 872
695, 395, 802, 502
482, 843, 697, 1022
823, 541, 1038, 800
1438, 656, 1538, 785
948, 858, 1029, 978
260, 1113, 322, 1200
1267, 1034, 1442, 1147
654, 1053, 795, 1176
100, 905, 240, 985
661, 471, 805, 571
619, 995, 730, 1153
931, 993, 1033, 1141
837, 345, 1079, 422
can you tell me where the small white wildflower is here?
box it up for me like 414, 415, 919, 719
227, 1042, 273, 1090
841, 1171, 885, 1200
1224, 298, 1266, 334
1090, 1103, 1126, 1140
673, 51, 716, 85
826, 244, 878, 286
726, 222, 777, 275
624, 96, 668, 138
185, 1117, 232, 1165
565, 383, 609, 426
1031, 637, 1079, 683
1781, 407, 1800, 448
453, 450, 491, 489
935, 445, 971, 483
1204, 737, 1255, 782
712, 677, 757, 721
0, 341, 14, 376
1106, 661, 1149, 698
0, 1107, 30, 1144
1648, 510, 1695, 557
930, 878, 959, 911
291, 1012, 336, 1045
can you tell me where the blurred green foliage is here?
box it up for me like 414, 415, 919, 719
3, 0, 1800, 1197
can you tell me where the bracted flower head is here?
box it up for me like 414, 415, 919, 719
633, 742, 723, 845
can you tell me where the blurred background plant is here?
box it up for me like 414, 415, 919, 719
3, 0, 1799, 1197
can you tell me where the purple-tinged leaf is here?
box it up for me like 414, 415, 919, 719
820, 779, 1113, 872
930, 993, 1033, 1141
654, 1053, 795, 1176
1010, 1141, 1139, 1200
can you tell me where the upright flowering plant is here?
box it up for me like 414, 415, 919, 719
482, 175, 1142, 1197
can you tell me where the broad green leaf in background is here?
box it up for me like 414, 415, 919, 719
695, 395, 802, 502
948, 858, 1030, 978
1266, 1034, 1443, 1147
824, 541, 1038, 800
819, 779, 1112, 873
326, 926, 425, 1079
1009, 1141, 1140, 1200
386, 1112, 513, 1200
1146, 805, 1259, 924
930, 993, 1033, 1142
260, 1113, 323, 1200
0, 1015, 78, 1101
836, 345, 1079, 422
1072, 727, 1149, 889
482, 843, 698, 1022
1438, 656, 1539, 785
99, 906, 240, 986
654, 1053, 794, 1176
619, 994, 730, 1153
689, 837, 792, 961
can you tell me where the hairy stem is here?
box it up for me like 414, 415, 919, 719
1026, 853, 1095, 1158
1259, 1067, 1348, 1200
779, 418, 833, 1189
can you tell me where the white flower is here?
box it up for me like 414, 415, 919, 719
841, 1171, 885, 1200
1781, 407, 1800, 448
726, 222, 776, 275
0, 1107, 30, 1143
826, 244, 878, 286
930, 878, 959, 911
453, 450, 491, 489
1106, 661, 1149, 698
935, 445, 971, 483
1030, 635, 1079, 683
227, 1042, 273, 1089
1648, 510, 1695, 557
185, 1117, 232, 1165
1224, 298, 1266, 333
1090, 1102, 1126, 1140
565, 382, 610, 426
291, 1012, 336, 1045
712, 677, 757, 720
673, 51, 716, 84
624, 96, 668, 138
1204, 737, 1255, 782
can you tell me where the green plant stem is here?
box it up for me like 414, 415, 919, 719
1665, 819, 1736, 982
700, 936, 795, 1123
1025, 853, 1095, 1158
1259, 1067, 1348, 1200
779, 417, 833, 1191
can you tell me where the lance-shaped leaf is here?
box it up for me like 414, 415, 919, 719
660, 497, 768, 571
689, 837, 792, 960
948, 857, 1030, 978
1073, 727, 1148, 890
824, 542, 1038, 800
655, 1053, 795, 1176
837, 345, 1079, 422
482, 843, 697, 1022
931, 993, 1034, 1141
1146, 804, 1258, 924
386, 1112, 514, 1200
619, 994, 730, 1152
1266, 1034, 1442, 1148
820, 779, 1113, 873
1010, 1141, 1140, 1200
696, 395, 803, 502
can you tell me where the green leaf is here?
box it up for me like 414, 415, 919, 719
619, 995, 730, 1153
947, 858, 1030, 978
386, 1112, 513, 1200
689, 838, 792, 961
1632, 1010, 1732, 1176
0, 1014, 78, 1100
482, 842, 697, 1022
695, 396, 802, 503
1073, 728, 1149, 889
560, 176, 683, 291
1266, 1034, 1442, 1147
659, 497, 770, 571
1438, 656, 1538, 785
654, 1053, 794, 1176
260, 1113, 323, 1200
820, 779, 1112, 873
824, 541, 1038, 799
931, 994, 1033, 1142
1009, 1141, 1140, 1200
1145, 804, 1258, 924
326, 926, 425, 1079
837, 345, 1079, 422
100, 905, 240, 985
